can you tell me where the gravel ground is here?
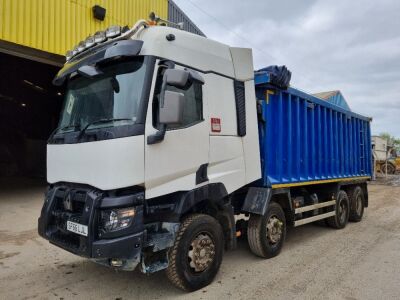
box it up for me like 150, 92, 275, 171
1, 177, 400, 300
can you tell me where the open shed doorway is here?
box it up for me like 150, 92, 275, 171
0, 52, 63, 180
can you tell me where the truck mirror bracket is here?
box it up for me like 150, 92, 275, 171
147, 124, 166, 145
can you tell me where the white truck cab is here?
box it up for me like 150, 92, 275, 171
39, 21, 261, 291
47, 23, 260, 197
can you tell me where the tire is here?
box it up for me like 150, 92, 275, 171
166, 214, 224, 292
386, 163, 396, 174
247, 202, 286, 258
348, 186, 365, 222
327, 190, 349, 229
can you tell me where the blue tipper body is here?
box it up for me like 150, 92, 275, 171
254, 70, 372, 188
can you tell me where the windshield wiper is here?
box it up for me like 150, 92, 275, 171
49, 124, 81, 140
78, 118, 133, 139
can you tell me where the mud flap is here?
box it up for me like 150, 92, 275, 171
242, 187, 272, 215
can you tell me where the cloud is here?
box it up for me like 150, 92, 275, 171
173, 0, 400, 136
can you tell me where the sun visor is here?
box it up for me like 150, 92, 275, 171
53, 40, 143, 86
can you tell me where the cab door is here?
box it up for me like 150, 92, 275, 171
144, 63, 209, 199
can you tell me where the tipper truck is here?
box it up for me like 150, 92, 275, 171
38, 19, 372, 291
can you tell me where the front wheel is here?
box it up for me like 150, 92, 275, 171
247, 202, 286, 258
166, 214, 224, 291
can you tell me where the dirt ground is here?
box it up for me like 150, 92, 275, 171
1, 177, 400, 300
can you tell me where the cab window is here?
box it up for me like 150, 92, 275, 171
152, 67, 203, 130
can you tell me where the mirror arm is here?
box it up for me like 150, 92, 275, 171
147, 75, 168, 145
147, 64, 180, 145
159, 77, 168, 108
147, 124, 166, 145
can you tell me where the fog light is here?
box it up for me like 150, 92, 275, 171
110, 258, 123, 267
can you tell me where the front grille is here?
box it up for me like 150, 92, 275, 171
54, 189, 86, 215
47, 187, 91, 253
51, 231, 80, 251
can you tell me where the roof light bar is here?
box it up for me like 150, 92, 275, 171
72, 46, 79, 56
94, 31, 106, 43
77, 41, 86, 52
65, 50, 73, 61
106, 25, 121, 38
65, 21, 146, 62
85, 36, 95, 48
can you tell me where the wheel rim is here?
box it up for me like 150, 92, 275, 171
188, 232, 215, 272
356, 194, 362, 215
339, 200, 348, 223
266, 215, 283, 244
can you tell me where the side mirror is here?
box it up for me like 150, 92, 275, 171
164, 69, 190, 88
164, 69, 205, 88
159, 91, 185, 125
147, 68, 204, 145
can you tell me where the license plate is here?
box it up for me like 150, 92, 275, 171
67, 221, 88, 237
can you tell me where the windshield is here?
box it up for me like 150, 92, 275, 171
57, 57, 148, 135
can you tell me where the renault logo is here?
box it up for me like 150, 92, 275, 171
63, 193, 73, 211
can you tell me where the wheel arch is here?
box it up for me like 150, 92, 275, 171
241, 187, 293, 225
175, 183, 236, 251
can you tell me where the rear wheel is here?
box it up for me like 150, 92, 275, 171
348, 186, 365, 222
166, 214, 224, 291
327, 190, 349, 229
247, 202, 286, 258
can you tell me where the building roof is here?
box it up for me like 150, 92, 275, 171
168, 0, 205, 37
312, 90, 351, 111
313, 90, 340, 100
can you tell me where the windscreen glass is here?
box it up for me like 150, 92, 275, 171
57, 57, 147, 134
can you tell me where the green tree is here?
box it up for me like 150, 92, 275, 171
379, 132, 400, 153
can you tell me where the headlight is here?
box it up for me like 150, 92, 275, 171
99, 207, 135, 233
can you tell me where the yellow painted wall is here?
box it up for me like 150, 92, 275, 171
0, 0, 168, 56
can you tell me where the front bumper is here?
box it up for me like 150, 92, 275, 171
38, 184, 144, 270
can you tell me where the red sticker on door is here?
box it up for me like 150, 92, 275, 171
211, 118, 221, 132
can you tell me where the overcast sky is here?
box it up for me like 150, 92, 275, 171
173, 0, 400, 137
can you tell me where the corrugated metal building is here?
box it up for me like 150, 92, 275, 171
313, 90, 351, 111
0, 0, 203, 178
0, 0, 202, 65
168, 0, 205, 37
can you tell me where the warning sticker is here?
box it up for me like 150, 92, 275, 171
211, 118, 221, 132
